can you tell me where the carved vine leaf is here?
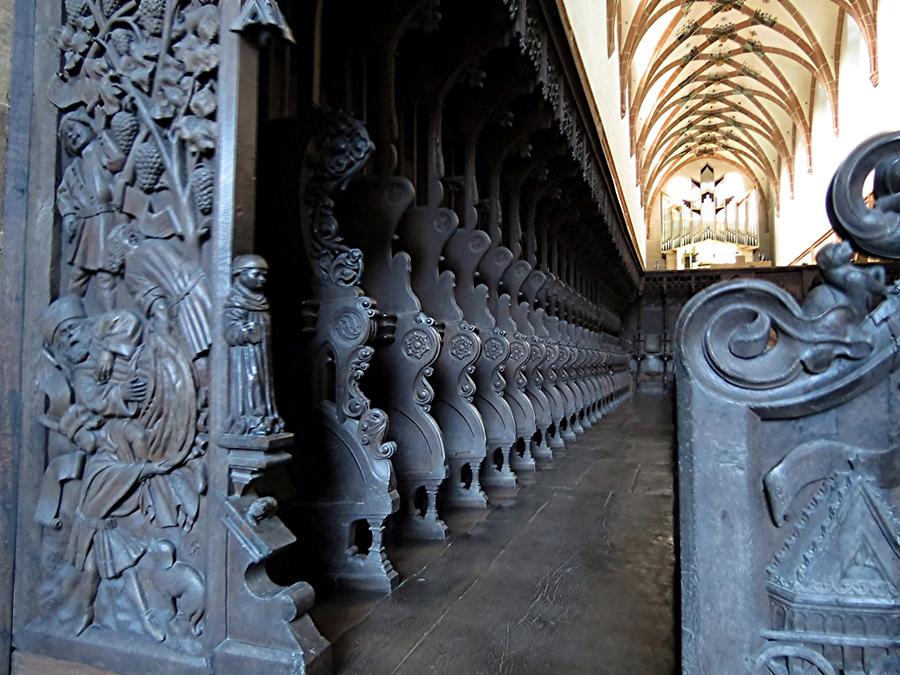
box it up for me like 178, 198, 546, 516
51, 0, 223, 251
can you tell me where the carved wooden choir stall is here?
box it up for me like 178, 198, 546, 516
677, 136, 900, 674
0, 0, 637, 672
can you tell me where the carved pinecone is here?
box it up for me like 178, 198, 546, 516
134, 142, 164, 192
101, 0, 126, 16
190, 164, 214, 215
110, 111, 139, 155
138, 0, 166, 37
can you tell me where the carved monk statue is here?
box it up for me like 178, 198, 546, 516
56, 110, 123, 310
224, 255, 285, 436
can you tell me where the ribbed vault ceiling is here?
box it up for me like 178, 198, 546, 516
608, 0, 880, 210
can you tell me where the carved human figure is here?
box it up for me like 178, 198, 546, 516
224, 254, 285, 435
56, 110, 123, 310
40, 295, 205, 640
41, 296, 164, 640
125, 238, 213, 361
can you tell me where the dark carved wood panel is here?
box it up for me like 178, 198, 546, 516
677, 134, 900, 674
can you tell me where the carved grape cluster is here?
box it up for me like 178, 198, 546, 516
138, 0, 166, 37
110, 111, 139, 155
135, 141, 164, 191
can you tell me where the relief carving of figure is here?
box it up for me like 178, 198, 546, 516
56, 111, 125, 310
124, 238, 213, 361
224, 254, 285, 436
39, 295, 206, 640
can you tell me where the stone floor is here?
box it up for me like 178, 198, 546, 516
310, 393, 678, 675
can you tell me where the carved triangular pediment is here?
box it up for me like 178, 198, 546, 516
768, 475, 900, 605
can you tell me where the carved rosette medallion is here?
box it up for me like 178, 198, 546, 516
483, 337, 505, 361
509, 340, 528, 363
449, 334, 476, 361
334, 308, 366, 342
404, 329, 432, 360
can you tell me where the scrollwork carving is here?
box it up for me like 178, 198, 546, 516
358, 408, 397, 459
828, 131, 900, 259
296, 108, 399, 592
302, 109, 374, 287
677, 133, 900, 674
346, 345, 376, 418
676, 267, 900, 415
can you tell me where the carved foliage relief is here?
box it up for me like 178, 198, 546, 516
34, 0, 219, 649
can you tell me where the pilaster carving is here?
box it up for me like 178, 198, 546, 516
340, 176, 448, 540
445, 228, 518, 499
504, 260, 554, 464
480, 245, 537, 473
33, 0, 226, 658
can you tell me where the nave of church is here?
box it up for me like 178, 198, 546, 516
1, 0, 898, 673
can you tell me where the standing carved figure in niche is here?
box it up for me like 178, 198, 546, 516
225, 254, 285, 436
56, 110, 123, 310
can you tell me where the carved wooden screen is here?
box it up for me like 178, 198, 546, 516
2, 1, 328, 672
676, 133, 900, 674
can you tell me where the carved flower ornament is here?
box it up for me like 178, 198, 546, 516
483, 337, 505, 361
449, 334, 475, 361
403, 329, 432, 360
